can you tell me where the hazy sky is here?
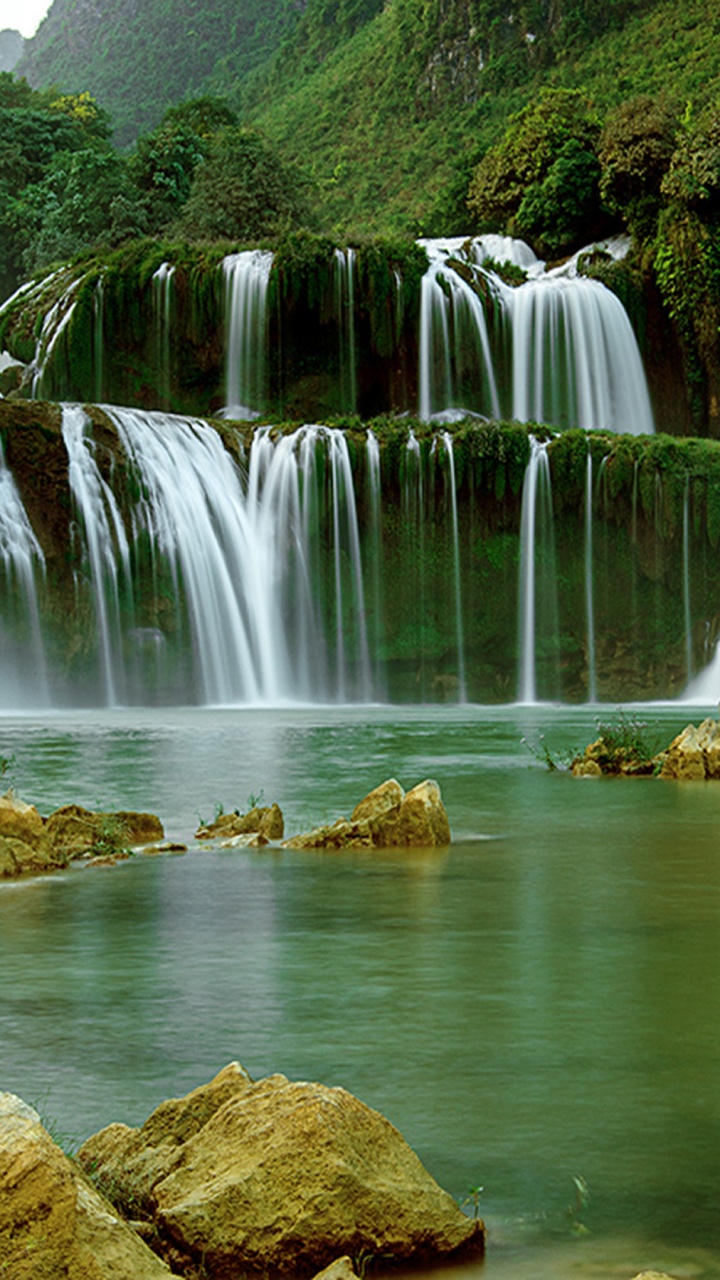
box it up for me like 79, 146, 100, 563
1, 0, 52, 38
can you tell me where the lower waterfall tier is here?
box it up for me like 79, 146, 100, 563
0, 401, 717, 709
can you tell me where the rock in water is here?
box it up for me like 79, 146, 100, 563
78, 1063, 483, 1277
284, 778, 451, 849
657, 718, 720, 779
0, 1092, 178, 1279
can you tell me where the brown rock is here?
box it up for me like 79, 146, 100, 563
571, 759, 603, 777
196, 803, 284, 842
0, 1092, 179, 1280
311, 1259, 360, 1280
284, 780, 451, 850
45, 805, 163, 859
374, 780, 451, 847
283, 818, 376, 850
351, 779, 404, 824
79, 1065, 483, 1278
0, 791, 46, 845
656, 720, 720, 780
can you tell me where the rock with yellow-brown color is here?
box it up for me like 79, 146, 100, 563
195, 802, 284, 843
44, 804, 164, 860
284, 779, 451, 850
0, 1092, 179, 1280
79, 1063, 482, 1278
657, 718, 720, 780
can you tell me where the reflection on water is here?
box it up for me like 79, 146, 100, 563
0, 704, 719, 1279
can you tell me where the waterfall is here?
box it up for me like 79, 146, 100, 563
61, 404, 132, 705
418, 239, 500, 422
585, 451, 597, 702
403, 429, 427, 698
31, 275, 79, 399
152, 263, 175, 410
507, 276, 653, 433
417, 235, 653, 434
335, 248, 358, 413
683, 474, 692, 683
366, 430, 384, 696
94, 273, 105, 403
223, 250, 273, 419
442, 431, 466, 700
517, 438, 557, 703
0, 441, 49, 706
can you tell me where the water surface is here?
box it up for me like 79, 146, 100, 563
0, 703, 719, 1279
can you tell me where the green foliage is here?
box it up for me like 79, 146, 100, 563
466, 89, 605, 254
515, 138, 604, 256
590, 711, 659, 768
598, 95, 678, 237
177, 128, 309, 241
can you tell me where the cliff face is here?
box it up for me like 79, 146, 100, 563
15, 0, 295, 143
0, 29, 23, 72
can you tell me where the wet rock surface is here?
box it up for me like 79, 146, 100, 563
283, 778, 451, 849
78, 1062, 483, 1278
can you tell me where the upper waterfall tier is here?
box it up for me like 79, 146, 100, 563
418, 235, 654, 433
0, 235, 655, 433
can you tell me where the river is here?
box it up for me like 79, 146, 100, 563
0, 703, 718, 1279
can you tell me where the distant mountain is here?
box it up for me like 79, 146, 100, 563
0, 28, 23, 72
13, 0, 720, 236
14, 0, 297, 144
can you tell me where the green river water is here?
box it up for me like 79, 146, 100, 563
0, 703, 719, 1280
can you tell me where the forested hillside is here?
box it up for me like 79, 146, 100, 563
14, 0, 296, 145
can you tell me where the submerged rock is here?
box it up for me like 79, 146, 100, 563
284, 778, 451, 849
196, 802, 284, 843
0, 1092, 179, 1279
78, 1062, 482, 1278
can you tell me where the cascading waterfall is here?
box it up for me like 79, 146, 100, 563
517, 438, 557, 703
92, 412, 375, 705
61, 404, 133, 705
442, 431, 466, 700
585, 451, 597, 702
31, 275, 79, 399
683, 474, 692, 683
94, 273, 105, 403
366, 430, 384, 696
0, 403, 714, 708
335, 248, 358, 413
152, 263, 175, 410
418, 239, 500, 422
507, 275, 654, 432
417, 236, 654, 434
403, 429, 427, 698
223, 250, 273, 419
0, 441, 48, 706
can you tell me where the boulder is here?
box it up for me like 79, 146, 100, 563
0, 795, 66, 876
311, 1259, 359, 1280
0, 791, 46, 845
196, 802, 284, 843
283, 818, 375, 851
45, 805, 164, 859
0, 1092, 179, 1280
0, 832, 67, 877
350, 778, 404, 824
284, 779, 451, 850
375, 780, 451, 847
657, 718, 720, 780
79, 1064, 483, 1278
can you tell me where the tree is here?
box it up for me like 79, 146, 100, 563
598, 96, 678, 238
466, 88, 604, 255
178, 128, 309, 241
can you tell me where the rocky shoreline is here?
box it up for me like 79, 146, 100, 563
0, 777, 452, 882
1, 1064, 484, 1279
